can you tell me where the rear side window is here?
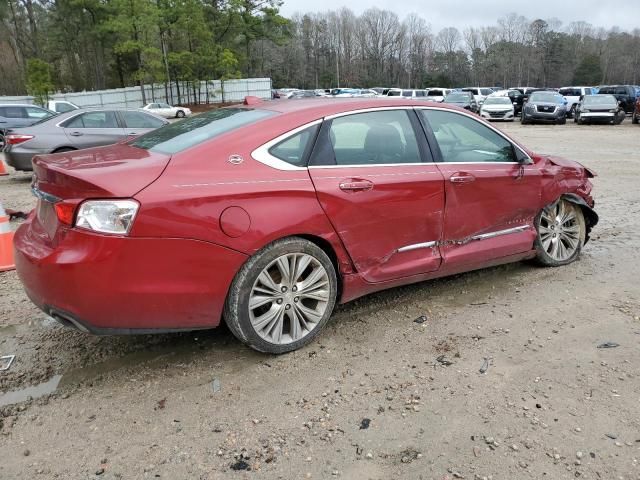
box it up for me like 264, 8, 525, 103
324, 110, 421, 166
415, 90, 425, 97
122, 111, 165, 129
64, 111, 119, 128
0, 106, 26, 118
130, 108, 275, 154
427, 90, 442, 97
269, 125, 319, 167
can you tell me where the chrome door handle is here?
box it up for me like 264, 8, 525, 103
69, 131, 83, 136
339, 179, 374, 192
449, 173, 475, 184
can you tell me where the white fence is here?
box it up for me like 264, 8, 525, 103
0, 78, 272, 108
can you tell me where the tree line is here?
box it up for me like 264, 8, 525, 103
2, 2, 640, 102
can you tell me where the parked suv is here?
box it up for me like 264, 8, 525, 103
596, 85, 638, 114
521, 91, 567, 124
558, 86, 595, 118
0, 104, 56, 150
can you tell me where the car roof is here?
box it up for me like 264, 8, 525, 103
0, 103, 48, 108
260, 97, 445, 113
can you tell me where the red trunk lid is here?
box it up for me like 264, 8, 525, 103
30, 144, 170, 241
32, 144, 171, 200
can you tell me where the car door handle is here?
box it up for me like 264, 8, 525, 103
339, 179, 374, 192
127, 132, 139, 136
449, 173, 476, 184
69, 131, 83, 136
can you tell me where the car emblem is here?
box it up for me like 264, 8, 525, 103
228, 154, 244, 165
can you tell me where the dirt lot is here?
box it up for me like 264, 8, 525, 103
1, 121, 639, 479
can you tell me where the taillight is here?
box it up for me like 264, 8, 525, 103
6, 134, 34, 145
54, 202, 76, 225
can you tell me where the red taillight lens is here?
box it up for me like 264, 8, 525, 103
54, 202, 76, 225
6, 134, 34, 145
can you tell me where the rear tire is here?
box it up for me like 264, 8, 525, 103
224, 237, 338, 354
632, 111, 639, 124
52, 147, 76, 154
534, 199, 585, 267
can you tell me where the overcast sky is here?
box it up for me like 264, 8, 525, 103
280, 0, 640, 32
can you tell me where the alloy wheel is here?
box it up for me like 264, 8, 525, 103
248, 253, 331, 345
538, 201, 581, 262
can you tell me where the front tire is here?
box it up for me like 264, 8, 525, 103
534, 199, 585, 267
224, 237, 338, 353
176, 110, 185, 118
632, 111, 639, 124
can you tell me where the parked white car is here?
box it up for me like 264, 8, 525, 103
46, 100, 80, 113
558, 86, 596, 118
142, 102, 192, 118
480, 96, 515, 121
425, 88, 451, 102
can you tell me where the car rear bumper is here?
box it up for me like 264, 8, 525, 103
14, 218, 248, 333
4, 149, 40, 171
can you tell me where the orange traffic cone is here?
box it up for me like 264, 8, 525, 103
0, 154, 8, 176
0, 203, 15, 272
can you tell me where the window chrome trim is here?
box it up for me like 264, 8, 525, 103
251, 119, 322, 171
309, 163, 431, 169
397, 241, 437, 253
54, 110, 114, 128
413, 106, 534, 165
324, 106, 413, 120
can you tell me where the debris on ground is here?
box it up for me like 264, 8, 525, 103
6, 209, 28, 221
413, 315, 428, 324
435, 355, 454, 366
359, 418, 371, 430
597, 341, 620, 349
0, 355, 15, 371
212, 378, 221, 393
479, 357, 491, 374
230, 459, 250, 471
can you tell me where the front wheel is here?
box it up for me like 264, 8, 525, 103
176, 110, 185, 118
632, 111, 639, 124
224, 237, 338, 353
534, 199, 586, 267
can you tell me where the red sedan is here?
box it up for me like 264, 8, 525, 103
14, 98, 598, 353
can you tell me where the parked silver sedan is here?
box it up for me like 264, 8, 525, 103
3, 108, 168, 171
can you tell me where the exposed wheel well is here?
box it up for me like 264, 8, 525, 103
52, 146, 77, 153
294, 234, 344, 301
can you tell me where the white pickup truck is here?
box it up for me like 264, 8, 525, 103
558, 87, 596, 118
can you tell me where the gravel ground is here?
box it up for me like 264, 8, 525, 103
1, 121, 639, 479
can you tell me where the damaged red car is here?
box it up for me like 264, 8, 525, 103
14, 98, 598, 353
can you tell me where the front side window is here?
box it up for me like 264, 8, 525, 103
420, 109, 517, 163
427, 90, 443, 97
25, 107, 52, 119
130, 108, 275, 154
324, 110, 421, 166
122, 111, 165, 129
64, 111, 118, 128
55, 103, 75, 113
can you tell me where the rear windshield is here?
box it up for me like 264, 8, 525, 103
130, 108, 275, 154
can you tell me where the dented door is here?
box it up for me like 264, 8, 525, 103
308, 109, 446, 283
418, 108, 541, 267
